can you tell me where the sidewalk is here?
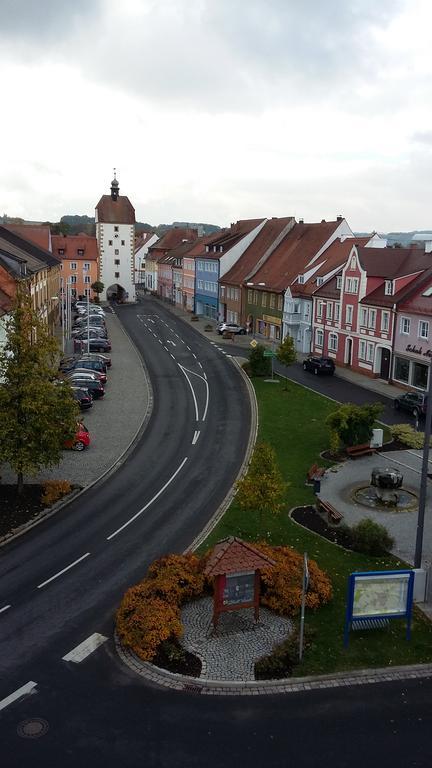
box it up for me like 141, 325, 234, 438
140, 294, 407, 400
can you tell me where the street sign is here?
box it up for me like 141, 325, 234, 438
263, 350, 276, 357
249, 339, 258, 348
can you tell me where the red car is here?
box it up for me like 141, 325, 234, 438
64, 422, 91, 452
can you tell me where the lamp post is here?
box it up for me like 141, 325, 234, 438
414, 363, 432, 568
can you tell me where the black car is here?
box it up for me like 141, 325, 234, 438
394, 391, 428, 419
70, 386, 93, 410
67, 377, 105, 399
303, 356, 335, 375
88, 338, 112, 352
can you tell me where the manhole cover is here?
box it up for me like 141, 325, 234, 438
17, 718, 49, 739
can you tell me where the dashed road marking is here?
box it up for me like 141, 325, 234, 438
0, 604, 11, 614
192, 430, 200, 445
170, 353, 175, 360
37, 553, 91, 589
62, 633, 108, 664
0, 682, 37, 712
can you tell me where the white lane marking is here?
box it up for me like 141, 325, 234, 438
178, 364, 199, 421
0, 681, 37, 712
187, 345, 191, 351
0, 604, 11, 614
192, 353, 197, 359
180, 339, 185, 344
62, 633, 108, 663
407, 450, 432, 465
192, 430, 200, 445
167, 340, 176, 347
37, 553, 91, 589
202, 375, 210, 422
163, 346, 169, 352
198, 362, 203, 369
170, 353, 176, 360
204, 372, 207, 381
158, 339, 162, 344
107, 457, 188, 540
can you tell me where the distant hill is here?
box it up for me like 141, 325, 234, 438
58, 215, 221, 238
355, 231, 432, 247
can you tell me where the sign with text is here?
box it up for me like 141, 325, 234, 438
344, 570, 414, 646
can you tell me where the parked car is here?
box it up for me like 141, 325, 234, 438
66, 368, 105, 383
72, 327, 108, 339
78, 352, 112, 368
70, 386, 93, 410
72, 317, 106, 329
393, 391, 428, 419
88, 338, 112, 353
66, 376, 105, 398
302, 356, 335, 376
64, 422, 90, 451
63, 362, 107, 383
217, 322, 247, 335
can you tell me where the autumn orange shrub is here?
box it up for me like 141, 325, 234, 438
255, 542, 332, 616
116, 553, 206, 661
41, 480, 72, 506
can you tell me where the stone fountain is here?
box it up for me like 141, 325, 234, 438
353, 467, 417, 511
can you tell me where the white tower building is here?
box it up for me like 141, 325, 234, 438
95, 172, 136, 302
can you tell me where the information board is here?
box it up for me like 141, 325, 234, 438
344, 570, 414, 647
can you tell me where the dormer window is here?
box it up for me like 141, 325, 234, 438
205, 245, 209, 253
336, 275, 342, 289
316, 277, 324, 286
384, 280, 394, 295
77, 249, 84, 256
297, 275, 304, 284
58, 248, 65, 255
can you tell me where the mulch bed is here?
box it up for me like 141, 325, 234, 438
291, 506, 353, 548
0, 484, 46, 539
152, 643, 202, 677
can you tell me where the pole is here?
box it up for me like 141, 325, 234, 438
60, 277, 65, 354
414, 364, 432, 568
87, 290, 90, 353
299, 552, 309, 661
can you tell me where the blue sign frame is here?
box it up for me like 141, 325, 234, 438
344, 570, 414, 647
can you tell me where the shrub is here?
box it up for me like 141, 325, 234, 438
255, 627, 316, 679
255, 542, 333, 616
390, 423, 425, 450
248, 344, 271, 377
350, 518, 394, 556
41, 480, 72, 506
326, 403, 383, 447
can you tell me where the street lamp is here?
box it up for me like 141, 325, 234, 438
414, 363, 432, 568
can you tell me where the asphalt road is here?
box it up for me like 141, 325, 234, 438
1, 297, 431, 767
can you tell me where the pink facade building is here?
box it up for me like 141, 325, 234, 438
392, 270, 432, 390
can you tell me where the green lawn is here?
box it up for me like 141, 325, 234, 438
201, 377, 432, 676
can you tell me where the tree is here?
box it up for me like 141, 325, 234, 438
91, 280, 104, 303
276, 335, 296, 389
0, 283, 79, 493
325, 402, 383, 448
236, 442, 287, 528
248, 344, 271, 377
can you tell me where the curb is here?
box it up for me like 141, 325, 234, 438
0, 314, 154, 549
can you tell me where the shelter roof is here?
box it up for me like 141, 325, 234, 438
204, 537, 275, 577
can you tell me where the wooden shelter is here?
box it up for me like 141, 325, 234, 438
204, 537, 275, 628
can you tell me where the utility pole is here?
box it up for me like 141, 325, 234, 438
414, 363, 432, 568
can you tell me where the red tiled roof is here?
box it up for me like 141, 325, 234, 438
96, 195, 135, 224
147, 228, 199, 260
4, 224, 51, 251
357, 245, 430, 277
204, 537, 275, 577
51, 234, 98, 261
222, 217, 295, 285
246, 220, 343, 292
294, 237, 359, 297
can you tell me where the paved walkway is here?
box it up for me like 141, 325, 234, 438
180, 597, 292, 681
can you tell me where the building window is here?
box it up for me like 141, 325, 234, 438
197, 279, 203, 290
298, 275, 304, 284
248, 289, 253, 303
366, 343, 374, 363
70, 262, 77, 271
115, 272, 120, 279
385, 280, 394, 295
413, 361, 428, 389
85, 288, 91, 296
336, 275, 342, 289
368, 309, 376, 329
419, 320, 429, 340
262, 293, 267, 307
114, 259, 120, 265
269, 293, 275, 308
359, 340, 366, 360
253, 291, 258, 305
84, 276, 91, 283
328, 332, 338, 352
350, 254, 356, 269
394, 356, 410, 383
316, 277, 324, 286
121, 240, 125, 246
315, 328, 324, 347
83, 262, 90, 271
277, 295, 283, 311
346, 305, 353, 325
70, 275, 77, 284
326, 302, 333, 321
359, 307, 367, 326
317, 301, 324, 319
400, 316, 410, 335
334, 303, 340, 322
115, 249, 119, 256
109, 240, 113, 246
58, 248, 65, 255
114, 226, 119, 232
381, 311, 390, 332
345, 277, 359, 293
77, 249, 84, 256
220, 285, 225, 298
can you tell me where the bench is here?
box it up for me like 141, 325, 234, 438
318, 498, 344, 525
346, 443, 375, 459
306, 464, 326, 484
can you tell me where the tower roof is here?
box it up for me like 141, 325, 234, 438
95, 195, 135, 224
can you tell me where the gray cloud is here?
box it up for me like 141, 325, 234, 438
0, 0, 102, 40
411, 131, 432, 145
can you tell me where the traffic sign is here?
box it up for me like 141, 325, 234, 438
263, 350, 276, 357
249, 339, 258, 348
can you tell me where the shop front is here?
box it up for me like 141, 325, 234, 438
256, 313, 282, 341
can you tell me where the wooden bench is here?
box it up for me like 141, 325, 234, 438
306, 464, 326, 484
346, 443, 375, 459
318, 498, 344, 525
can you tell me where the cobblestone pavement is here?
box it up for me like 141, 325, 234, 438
180, 597, 292, 681
1, 310, 151, 489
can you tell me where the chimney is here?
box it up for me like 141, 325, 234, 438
337, 215, 343, 221
321, 219, 326, 223
299, 218, 304, 224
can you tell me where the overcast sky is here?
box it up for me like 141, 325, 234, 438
1, 0, 431, 231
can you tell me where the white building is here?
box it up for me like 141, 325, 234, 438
95, 173, 136, 302
134, 232, 159, 285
